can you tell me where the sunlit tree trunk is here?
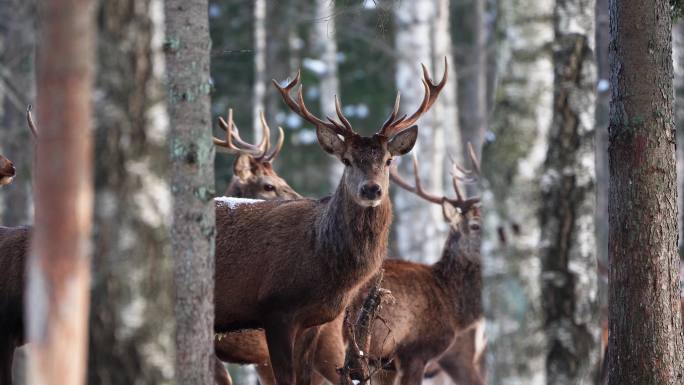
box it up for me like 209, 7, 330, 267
675, 22, 684, 257
88, 1, 175, 383
607, 0, 684, 383
165, 1, 216, 383
540, 0, 599, 383
26, 0, 94, 384
480, 0, 553, 382
0, 0, 35, 226
393, 0, 460, 264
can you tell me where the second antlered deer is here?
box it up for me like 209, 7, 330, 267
212, 61, 447, 385
308, 145, 485, 385
215, 109, 300, 200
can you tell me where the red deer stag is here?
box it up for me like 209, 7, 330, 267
215, 109, 300, 200
0, 108, 36, 384
0, 155, 15, 186
212, 61, 447, 385
308, 145, 484, 385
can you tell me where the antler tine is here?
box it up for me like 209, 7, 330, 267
254, 110, 272, 161
265, 126, 285, 162
26, 105, 38, 139
213, 109, 264, 156
380, 92, 402, 133
448, 142, 482, 211
381, 58, 449, 137
273, 71, 356, 137
334, 95, 353, 132
389, 153, 444, 205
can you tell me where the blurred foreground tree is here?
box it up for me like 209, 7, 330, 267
392, 0, 461, 264
88, 0, 175, 383
607, 0, 684, 383
540, 0, 599, 383
26, 0, 94, 384
0, 0, 35, 226
480, 0, 554, 382
166, 0, 216, 383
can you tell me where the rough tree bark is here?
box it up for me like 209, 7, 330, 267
675, 22, 684, 257
88, 1, 175, 384
480, 0, 554, 382
0, 0, 35, 226
607, 0, 684, 384
26, 0, 94, 384
165, 1, 216, 384
393, 0, 460, 263
540, 0, 599, 383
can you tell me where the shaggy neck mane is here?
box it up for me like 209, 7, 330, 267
317, 178, 392, 279
432, 229, 482, 327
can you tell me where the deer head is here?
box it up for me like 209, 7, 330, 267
0, 155, 15, 186
273, 59, 448, 208
390, 142, 482, 255
214, 109, 301, 200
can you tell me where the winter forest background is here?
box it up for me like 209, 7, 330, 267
1, 0, 683, 384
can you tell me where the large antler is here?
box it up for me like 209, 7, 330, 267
214, 109, 285, 163
390, 142, 480, 213
272, 71, 356, 138
379, 58, 449, 137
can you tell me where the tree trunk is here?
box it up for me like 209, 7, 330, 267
393, 0, 460, 263
456, 0, 488, 158
540, 0, 599, 383
480, 0, 553, 382
607, 0, 684, 384
312, 0, 343, 188
675, 21, 684, 258
0, 0, 35, 226
253, 0, 266, 142
26, 0, 94, 384
165, 1, 216, 384
87, 1, 175, 384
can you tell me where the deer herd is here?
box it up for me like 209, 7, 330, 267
5, 58, 677, 385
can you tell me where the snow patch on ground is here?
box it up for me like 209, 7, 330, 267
215, 196, 263, 209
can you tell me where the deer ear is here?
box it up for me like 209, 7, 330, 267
233, 154, 255, 180
442, 200, 460, 223
388, 125, 418, 156
316, 125, 346, 156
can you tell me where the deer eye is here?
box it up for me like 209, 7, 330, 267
342, 158, 351, 167
386, 158, 393, 166
263, 183, 275, 192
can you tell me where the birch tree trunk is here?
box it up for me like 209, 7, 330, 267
253, 0, 266, 142
27, 0, 94, 384
0, 0, 35, 226
607, 0, 684, 383
312, 0, 343, 187
540, 0, 599, 383
674, 22, 684, 256
165, 1, 216, 383
480, 0, 553, 382
88, 1, 175, 383
393, 0, 460, 263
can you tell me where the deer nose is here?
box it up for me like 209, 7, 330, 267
359, 182, 382, 200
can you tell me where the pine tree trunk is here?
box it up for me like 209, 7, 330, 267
165, 1, 216, 384
480, 0, 554, 382
393, 0, 460, 263
607, 0, 684, 383
26, 1, 94, 384
540, 0, 599, 383
88, 1, 175, 384
674, 22, 684, 257
0, 0, 35, 226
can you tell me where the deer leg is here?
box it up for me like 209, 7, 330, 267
264, 318, 297, 385
397, 358, 426, 385
213, 355, 232, 385
255, 365, 276, 385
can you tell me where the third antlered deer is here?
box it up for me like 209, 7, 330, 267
308, 146, 484, 385
212, 61, 447, 385
0, 155, 16, 186
216, 109, 300, 200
